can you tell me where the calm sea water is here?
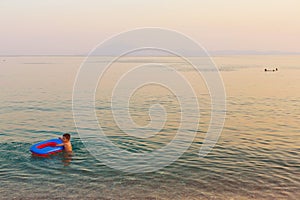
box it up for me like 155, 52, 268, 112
0, 56, 299, 199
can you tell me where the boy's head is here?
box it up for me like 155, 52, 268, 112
62, 133, 71, 141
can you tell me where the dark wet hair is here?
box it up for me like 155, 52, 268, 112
63, 133, 71, 140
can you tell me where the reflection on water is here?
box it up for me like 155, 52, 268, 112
31, 151, 73, 166
0, 56, 300, 199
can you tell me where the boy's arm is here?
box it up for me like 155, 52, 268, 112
56, 137, 64, 146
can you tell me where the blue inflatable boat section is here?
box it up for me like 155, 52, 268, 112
30, 138, 64, 156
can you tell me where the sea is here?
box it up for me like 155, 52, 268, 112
0, 55, 299, 199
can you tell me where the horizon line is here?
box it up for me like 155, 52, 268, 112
1, 50, 300, 57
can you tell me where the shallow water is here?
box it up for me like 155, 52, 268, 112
0, 56, 300, 199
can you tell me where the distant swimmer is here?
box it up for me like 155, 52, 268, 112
264, 67, 278, 72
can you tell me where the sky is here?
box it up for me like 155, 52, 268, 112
0, 0, 300, 55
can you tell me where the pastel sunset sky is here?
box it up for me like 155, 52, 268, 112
1, 0, 299, 55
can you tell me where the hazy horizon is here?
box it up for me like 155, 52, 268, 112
1, 50, 300, 57
1, 0, 300, 55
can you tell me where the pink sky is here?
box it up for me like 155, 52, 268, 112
1, 0, 300, 55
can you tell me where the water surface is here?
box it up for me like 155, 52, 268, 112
0, 56, 299, 199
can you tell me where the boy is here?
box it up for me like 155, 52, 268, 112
57, 133, 72, 152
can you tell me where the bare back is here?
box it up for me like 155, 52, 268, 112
63, 141, 72, 152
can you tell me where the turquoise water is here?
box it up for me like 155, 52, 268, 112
1, 56, 300, 199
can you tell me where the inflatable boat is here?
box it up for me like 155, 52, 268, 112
30, 138, 64, 156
